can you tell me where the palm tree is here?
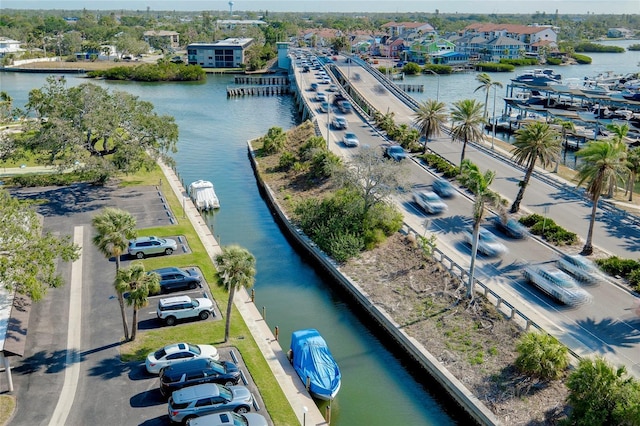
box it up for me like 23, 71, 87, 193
215, 245, 256, 343
575, 140, 628, 255
551, 118, 575, 172
92, 208, 137, 341
450, 99, 485, 168
412, 99, 447, 154
458, 160, 505, 298
115, 262, 160, 341
473, 73, 503, 121
510, 122, 561, 213
604, 123, 630, 197
626, 147, 640, 202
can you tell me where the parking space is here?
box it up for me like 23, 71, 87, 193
137, 287, 221, 331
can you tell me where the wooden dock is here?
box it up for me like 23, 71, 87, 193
226, 85, 290, 97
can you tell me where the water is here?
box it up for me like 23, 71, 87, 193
2, 43, 638, 424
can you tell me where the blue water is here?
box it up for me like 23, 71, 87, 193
2, 42, 638, 424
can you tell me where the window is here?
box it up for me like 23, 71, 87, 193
195, 398, 212, 407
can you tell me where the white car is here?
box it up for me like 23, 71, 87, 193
343, 132, 360, 147
463, 227, 507, 257
413, 191, 447, 214
186, 411, 268, 426
157, 295, 214, 326
557, 254, 604, 284
523, 265, 592, 306
315, 91, 327, 102
145, 342, 219, 374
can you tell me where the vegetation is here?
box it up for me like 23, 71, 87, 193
545, 57, 562, 66
402, 62, 422, 75
474, 72, 503, 121
87, 62, 206, 81
515, 332, 569, 380
418, 152, 460, 177
573, 42, 625, 53
450, 99, 485, 168
628, 44, 640, 51
215, 245, 257, 343
412, 99, 447, 154
372, 111, 421, 152
499, 58, 539, 66
115, 262, 160, 341
509, 122, 561, 213
475, 62, 515, 72
423, 64, 453, 74
518, 213, 578, 245
595, 256, 640, 289
571, 53, 593, 64
0, 189, 80, 301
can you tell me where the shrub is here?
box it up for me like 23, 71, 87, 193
475, 62, 515, 72
499, 58, 539, 66
423, 64, 453, 74
628, 268, 640, 290
515, 332, 569, 380
571, 53, 592, 64
520, 214, 577, 245
419, 153, 459, 177
402, 62, 422, 75
545, 57, 562, 66
519, 213, 545, 227
595, 256, 640, 278
277, 151, 296, 171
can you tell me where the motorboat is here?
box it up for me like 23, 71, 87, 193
288, 328, 341, 401
511, 69, 562, 87
188, 180, 220, 210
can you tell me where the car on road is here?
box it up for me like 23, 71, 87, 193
128, 236, 177, 259
332, 116, 348, 130
337, 100, 353, 113
310, 83, 318, 91
168, 383, 254, 423
462, 227, 507, 257
432, 178, 456, 198
319, 101, 329, 113
315, 92, 327, 102
342, 132, 360, 147
413, 191, 448, 214
492, 216, 528, 239
159, 358, 242, 398
383, 144, 408, 161
556, 254, 604, 284
157, 295, 214, 326
150, 267, 202, 294
186, 411, 268, 426
145, 342, 219, 374
523, 265, 592, 305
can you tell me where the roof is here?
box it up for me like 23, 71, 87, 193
143, 30, 178, 36
465, 23, 554, 35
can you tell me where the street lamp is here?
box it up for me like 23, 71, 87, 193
326, 94, 332, 150
425, 69, 440, 102
303, 406, 308, 426
491, 84, 497, 150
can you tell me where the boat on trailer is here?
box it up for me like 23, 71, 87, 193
188, 180, 220, 210
288, 328, 341, 401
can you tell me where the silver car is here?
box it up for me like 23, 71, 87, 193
186, 411, 268, 426
523, 265, 592, 305
168, 383, 253, 423
463, 227, 507, 257
128, 236, 178, 259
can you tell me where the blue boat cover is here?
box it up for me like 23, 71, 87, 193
290, 328, 341, 399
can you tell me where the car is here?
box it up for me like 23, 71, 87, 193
413, 191, 448, 214
523, 265, 592, 305
318, 101, 330, 113
342, 132, 360, 147
432, 178, 456, 198
320, 77, 331, 85
310, 83, 318, 91
159, 358, 242, 398
145, 342, 219, 374
492, 216, 528, 239
337, 100, 352, 113
150, 267, 202, 294
157, 295, 214, 326
328, 84, 339, 92
462, 227, 507, 257
383, 145, 408, 161
186, 411, 268, 426
315, 91, 327, 102
128, 236, 178, 259
167, 383, 254, 423
331, 116, 348, 130
556, 254, 604, 284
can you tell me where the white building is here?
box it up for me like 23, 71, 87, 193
0, 38, 22, 57
187, 38, 253, 68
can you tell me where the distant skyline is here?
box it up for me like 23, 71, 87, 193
2, 0, 639, 15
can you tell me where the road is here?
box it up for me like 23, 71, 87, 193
293, 51, 640, 377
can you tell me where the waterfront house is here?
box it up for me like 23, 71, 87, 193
143, 30, 180, 50
187, 38, 253, 68
0, 38, 22, 58
458, 23, 557, 59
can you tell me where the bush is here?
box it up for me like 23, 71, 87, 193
571, 53, 592, 64
520, 214, 577, 245
402, 62, 422, 75
595, 256, 640, 278
545, 57, 562, 66
423, 64, 453, 74
475, 62, 515, 72
277, 151, 296, 171
628, 268, 640, 290
419, 153, 459, 177
515, 332, 569, 380
499, 58, 539, 66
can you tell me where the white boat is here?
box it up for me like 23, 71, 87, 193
188, 180, 220, 210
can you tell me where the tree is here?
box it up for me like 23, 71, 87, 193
215, 245, 256, 343
92, 207, 137, 341
473, 72, 503, 121
515, 332, 569, 380
551, 118, 575, 172
0, 189, 80, 301
458, 160, 505, 298
261, 126, 287, 154
24, 76, 178, 178
626, 147, 640, 202
575, 140, 627, 255
412, 99, 447, 154
114, 262, 160, 341
450, 99, 485, 168
565, 356, 640, 425
510, 122, 561, 213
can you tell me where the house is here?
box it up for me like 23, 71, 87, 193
0, 38, 22, 57
187, 38, 253, 68
460, 23, 557, 58
607, 28, 634, 38
406, 37, 456, 64
215, 19, 267, 30
143, 30, 180, 50
381, 22, 436, 40
299, 28, 339, 49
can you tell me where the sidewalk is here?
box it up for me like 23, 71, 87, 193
157, 161, 327, 426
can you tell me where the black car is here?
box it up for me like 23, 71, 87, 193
159, 357, 242, 398
150, 267, 202, 294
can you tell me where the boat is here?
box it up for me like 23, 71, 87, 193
511, 69, 562, 87
288, 328, 341, 401
188, 180, 220, 210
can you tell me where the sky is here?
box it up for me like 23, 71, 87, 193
1, 0, 639, 15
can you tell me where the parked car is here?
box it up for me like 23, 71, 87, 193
462, 227, 507, 257
556, 254, 603, 284
492, 216, 528, 239
167, 383, 253, 423
383, 144, 408, 161
145, 342, 219, 374
186, 411, 268, 426
342, 132, 360, 147
413, 191, 448, 214
432, 178, 456, 198
159, 358, 241, 398
150, 267, 202, 294
128, 236, 177, 259
523, 265, 592, 305
157, 295, 214, 326
332, 116, 348, 130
